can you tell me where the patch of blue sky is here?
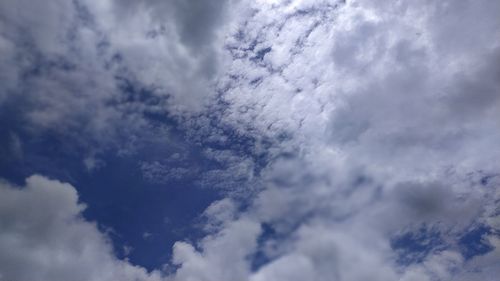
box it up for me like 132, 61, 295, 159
0, 124, 221, 271
391, 224, 497, 267
458, 225, 495, 260
391, 226, 446, 265
0, 88, 232, 271
0, 70, 284, 270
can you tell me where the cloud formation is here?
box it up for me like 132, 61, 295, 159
167, 0, 500, 280
0, 0, 499, 280
0, 175, 163, 281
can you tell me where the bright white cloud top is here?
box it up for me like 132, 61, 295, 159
0, 0, 499, 280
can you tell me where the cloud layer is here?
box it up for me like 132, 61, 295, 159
168, 0, 500, 280
0, 0, 499, 280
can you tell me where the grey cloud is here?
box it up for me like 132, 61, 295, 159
114, 0, 229, 46
394, 182, 482, 226
445, 48, 500, 118
0, 0, 235, 159
112, 0, 232, 78
0, 0, 125, 152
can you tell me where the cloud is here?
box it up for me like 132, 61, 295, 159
0, 175, 163, 281
82, 0, 235, 110
166, 0, 500, 280
0, 0, 236, 161
172, 218, 261, 281
1, 0, 499, 280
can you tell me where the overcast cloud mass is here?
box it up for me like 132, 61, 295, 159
0, 0, 499, 280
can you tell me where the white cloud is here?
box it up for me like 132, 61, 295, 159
250, 254, 315, 281
168, 0, 500, 280
0, 175, 163, 281
172, 218, 261, 281
0, 0, 499, 280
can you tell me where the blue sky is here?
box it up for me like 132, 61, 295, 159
0, 0, 499, 280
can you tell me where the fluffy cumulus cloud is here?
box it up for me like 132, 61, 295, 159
1, 0, 499, 280
0, 175, 163, 281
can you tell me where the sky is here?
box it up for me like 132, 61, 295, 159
0, 0, 499, 280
